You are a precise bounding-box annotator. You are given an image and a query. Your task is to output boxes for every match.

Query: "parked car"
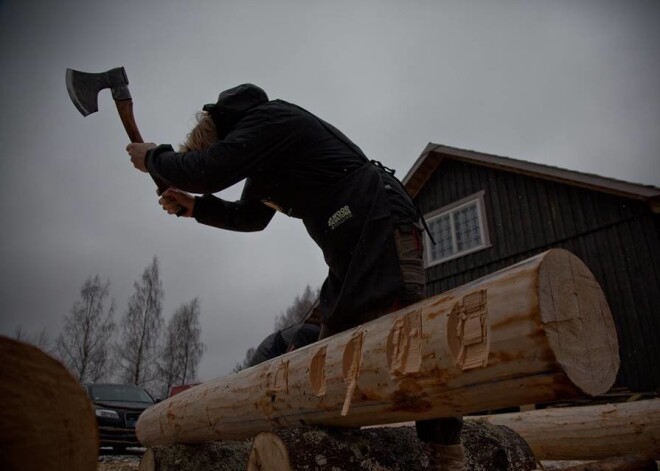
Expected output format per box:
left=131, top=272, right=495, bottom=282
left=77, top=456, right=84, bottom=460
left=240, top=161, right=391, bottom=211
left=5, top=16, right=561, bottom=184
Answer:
left=84, top=383, right=155, bottom=450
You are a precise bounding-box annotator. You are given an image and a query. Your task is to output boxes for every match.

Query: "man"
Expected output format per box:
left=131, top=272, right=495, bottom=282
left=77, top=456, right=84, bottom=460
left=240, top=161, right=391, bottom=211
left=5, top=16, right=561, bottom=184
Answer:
left=127, top=84, right=465, bottom=469
left=247, top=323, right=321, bottom=368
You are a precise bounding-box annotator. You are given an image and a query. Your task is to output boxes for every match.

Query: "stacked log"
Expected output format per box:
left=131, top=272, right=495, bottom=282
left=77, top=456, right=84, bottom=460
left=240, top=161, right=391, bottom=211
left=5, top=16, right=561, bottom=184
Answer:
left=137, top=249, right=620, bottom=446
left=0, top=336, right=98, bottom=471
left=554, top=455, right=658, bottom=471
left=480, top=399, right=660, bottom=460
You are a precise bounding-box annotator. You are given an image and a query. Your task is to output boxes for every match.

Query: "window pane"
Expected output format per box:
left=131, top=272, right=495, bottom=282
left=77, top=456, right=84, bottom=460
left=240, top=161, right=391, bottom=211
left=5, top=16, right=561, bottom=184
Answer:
left=430, top=214, right=454, bottom=261
left=454, top=203, right=482, bottom=252
left=425, top=193, right=488, bottom=265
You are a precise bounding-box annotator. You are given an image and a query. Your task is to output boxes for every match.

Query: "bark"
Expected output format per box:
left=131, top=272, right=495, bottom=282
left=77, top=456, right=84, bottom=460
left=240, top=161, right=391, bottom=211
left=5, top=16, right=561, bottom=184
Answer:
left=138, top=249, right=619, bottom=447
left=479, top=399, right=660, bottom=460
left=0, top=336, right=98, bottom=471
left=139, top=421, right=537, bottom=471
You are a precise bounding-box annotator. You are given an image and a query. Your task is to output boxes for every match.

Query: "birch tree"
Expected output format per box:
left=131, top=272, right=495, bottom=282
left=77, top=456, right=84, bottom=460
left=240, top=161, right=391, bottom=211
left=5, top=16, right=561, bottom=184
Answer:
left=157, top=298, right=205, bottom=396
left=55, top=275, right=115, bottom=382
left=116, top=257, right=163, bottom=388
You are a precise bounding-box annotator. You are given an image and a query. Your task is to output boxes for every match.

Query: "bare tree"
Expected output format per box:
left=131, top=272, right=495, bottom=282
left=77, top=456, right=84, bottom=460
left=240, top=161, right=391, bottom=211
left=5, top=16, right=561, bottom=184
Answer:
left=233, top=285, right=320, bottom=373
left=157, top=298, right=205, bottom=396
left=54, top=275, right=115, bottom=382
left=14, top=325, right=53, bottom=352
left=232, top=347, right=256, bottom=373
left=273, top=285, right=319, bottom=331
left=116, top=257, right=163, bottom=388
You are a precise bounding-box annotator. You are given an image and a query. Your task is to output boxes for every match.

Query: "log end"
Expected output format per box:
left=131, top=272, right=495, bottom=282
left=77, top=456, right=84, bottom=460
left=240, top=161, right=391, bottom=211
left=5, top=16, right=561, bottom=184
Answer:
left=0, top=336, right=99, bottom=471
left=538, top=250, right=620, bottom=396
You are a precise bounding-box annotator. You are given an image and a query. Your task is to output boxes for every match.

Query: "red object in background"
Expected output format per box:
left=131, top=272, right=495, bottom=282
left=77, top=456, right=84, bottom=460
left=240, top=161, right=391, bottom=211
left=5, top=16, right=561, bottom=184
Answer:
left=168, top=384, right=200, bottom=397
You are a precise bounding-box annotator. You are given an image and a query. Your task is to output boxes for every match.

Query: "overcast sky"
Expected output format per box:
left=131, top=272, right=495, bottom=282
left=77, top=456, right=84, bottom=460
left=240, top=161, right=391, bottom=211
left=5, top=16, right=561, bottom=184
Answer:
left=1, top=0, right=658, bottom=381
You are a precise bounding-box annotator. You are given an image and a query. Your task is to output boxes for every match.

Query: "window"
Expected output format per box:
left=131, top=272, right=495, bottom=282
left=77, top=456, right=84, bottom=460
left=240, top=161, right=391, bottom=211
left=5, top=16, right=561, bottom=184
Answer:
left=424, top=191, right=490, bottom=266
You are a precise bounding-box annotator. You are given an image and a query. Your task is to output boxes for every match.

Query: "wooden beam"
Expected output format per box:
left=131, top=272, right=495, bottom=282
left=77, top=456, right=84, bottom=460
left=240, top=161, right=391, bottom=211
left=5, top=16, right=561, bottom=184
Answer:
left=0, top=336, right=98, bottom=471
left=137, top=249, right=620, bottom=446
left=479, top=399, right=660, bottom=460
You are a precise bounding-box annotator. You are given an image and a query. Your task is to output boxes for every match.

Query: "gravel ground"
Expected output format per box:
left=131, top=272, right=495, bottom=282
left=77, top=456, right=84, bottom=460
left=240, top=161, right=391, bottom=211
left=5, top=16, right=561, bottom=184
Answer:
left=97, top=448, right=143, bottom=471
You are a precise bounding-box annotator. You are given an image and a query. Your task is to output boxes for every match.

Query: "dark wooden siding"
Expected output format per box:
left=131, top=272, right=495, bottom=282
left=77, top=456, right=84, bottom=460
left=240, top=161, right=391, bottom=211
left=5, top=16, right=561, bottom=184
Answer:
left=415, top=159, right=660, bottom=391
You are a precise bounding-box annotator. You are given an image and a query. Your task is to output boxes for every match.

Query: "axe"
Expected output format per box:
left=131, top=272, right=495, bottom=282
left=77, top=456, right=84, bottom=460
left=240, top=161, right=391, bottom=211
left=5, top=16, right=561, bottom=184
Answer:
left=65, top=66, right=170, bottom=195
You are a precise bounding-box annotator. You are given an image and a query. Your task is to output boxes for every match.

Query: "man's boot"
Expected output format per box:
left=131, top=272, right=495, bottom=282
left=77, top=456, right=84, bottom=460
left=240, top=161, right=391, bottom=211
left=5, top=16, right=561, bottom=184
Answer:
left=428, top=443, right=467, bottom=471
left=416, top=417, right=466, bottom=471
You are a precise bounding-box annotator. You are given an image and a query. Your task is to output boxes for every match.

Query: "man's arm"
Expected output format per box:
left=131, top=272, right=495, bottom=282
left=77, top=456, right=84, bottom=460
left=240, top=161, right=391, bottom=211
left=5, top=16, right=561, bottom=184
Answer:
left=193, top=193, right=275, bottom=232
left=144, top=109, right=283, bottom=194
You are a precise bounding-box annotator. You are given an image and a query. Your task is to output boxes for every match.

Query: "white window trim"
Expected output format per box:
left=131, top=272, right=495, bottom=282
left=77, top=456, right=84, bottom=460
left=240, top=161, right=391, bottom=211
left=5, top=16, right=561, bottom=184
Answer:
left=423, top=191, right=491, bottom=267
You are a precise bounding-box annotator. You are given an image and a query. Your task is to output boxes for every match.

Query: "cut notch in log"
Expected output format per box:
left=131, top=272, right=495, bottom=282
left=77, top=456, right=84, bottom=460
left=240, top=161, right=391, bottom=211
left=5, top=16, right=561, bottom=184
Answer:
left=137, top=249, right=619, bottom=446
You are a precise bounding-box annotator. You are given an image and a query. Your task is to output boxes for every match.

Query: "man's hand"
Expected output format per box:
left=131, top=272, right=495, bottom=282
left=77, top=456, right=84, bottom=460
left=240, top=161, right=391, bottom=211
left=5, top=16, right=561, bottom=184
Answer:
left=159, top=188, right=195, bottom=218
left=126, top=142, right=157, bottom=172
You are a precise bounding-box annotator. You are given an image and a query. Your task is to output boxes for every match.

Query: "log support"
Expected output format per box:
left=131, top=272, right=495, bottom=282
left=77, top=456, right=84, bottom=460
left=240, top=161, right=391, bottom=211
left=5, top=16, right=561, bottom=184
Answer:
left=479, top=399, right=660, bottom=460
left=139, top=421, right=538, bottom=471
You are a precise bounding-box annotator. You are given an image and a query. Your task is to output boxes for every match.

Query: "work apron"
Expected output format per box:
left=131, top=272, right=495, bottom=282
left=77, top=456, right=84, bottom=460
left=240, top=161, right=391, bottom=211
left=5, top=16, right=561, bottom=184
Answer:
left=301, top=163, right=404, bottom=333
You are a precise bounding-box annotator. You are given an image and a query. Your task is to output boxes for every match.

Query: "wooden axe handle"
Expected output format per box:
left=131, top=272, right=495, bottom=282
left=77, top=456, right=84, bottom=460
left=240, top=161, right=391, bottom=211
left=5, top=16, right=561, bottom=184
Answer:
left=115, top=99, right=170, bottom=195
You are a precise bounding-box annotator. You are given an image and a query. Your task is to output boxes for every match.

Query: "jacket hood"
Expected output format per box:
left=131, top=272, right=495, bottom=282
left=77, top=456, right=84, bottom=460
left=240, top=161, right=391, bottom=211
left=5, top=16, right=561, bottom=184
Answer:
left=203, top=84, right=269, bottom=138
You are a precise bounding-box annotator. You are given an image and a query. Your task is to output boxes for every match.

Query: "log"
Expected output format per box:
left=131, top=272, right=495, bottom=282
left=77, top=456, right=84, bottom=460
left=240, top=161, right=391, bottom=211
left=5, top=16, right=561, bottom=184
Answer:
left=137, top=249, right=620, bottom=446
left=0, top=336, right=98, bottom=471
left=556, top=455, right=658, bottom=471
left=479, top=399, right=660, bottom=460
left=139, top=421, right=538, bottom=471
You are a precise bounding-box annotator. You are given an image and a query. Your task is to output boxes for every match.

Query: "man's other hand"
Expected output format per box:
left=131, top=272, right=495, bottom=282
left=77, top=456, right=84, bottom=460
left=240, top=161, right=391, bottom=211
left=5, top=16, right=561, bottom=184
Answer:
left=126, top=142, right=157, bottom=172
left=159, top=188, right=195, bottom=218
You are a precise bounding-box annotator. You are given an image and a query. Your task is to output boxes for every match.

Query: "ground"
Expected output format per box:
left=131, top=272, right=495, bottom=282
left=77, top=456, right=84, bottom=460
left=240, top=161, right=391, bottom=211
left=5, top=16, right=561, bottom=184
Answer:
left=97, top=448, right=142, bottom=471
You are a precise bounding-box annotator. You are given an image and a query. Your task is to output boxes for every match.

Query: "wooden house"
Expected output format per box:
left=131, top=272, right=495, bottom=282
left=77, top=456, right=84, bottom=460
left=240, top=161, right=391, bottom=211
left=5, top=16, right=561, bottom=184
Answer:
left=403, top=143, right=660, bottom=392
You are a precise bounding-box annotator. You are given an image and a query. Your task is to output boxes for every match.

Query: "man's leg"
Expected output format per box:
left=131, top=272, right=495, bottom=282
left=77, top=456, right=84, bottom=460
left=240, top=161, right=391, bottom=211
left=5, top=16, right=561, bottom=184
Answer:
left=416, top=418, right=466, bottom=470
left=395, top=224, right=466, bottom=471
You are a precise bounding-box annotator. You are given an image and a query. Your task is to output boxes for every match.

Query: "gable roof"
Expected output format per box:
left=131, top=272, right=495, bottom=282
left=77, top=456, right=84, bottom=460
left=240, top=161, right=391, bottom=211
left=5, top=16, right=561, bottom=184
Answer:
left=403, top=143, right=660, bottom=208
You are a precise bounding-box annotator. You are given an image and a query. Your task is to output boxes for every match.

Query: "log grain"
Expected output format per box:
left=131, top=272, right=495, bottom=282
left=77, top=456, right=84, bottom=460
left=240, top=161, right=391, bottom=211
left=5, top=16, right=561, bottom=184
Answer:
left=0, top=336, right=98, bottom=471
left=139, top=421, right=538, bottom=471
left=137, top=249, right=619, bottom=446
left=480, top=399, right=660, bottom=460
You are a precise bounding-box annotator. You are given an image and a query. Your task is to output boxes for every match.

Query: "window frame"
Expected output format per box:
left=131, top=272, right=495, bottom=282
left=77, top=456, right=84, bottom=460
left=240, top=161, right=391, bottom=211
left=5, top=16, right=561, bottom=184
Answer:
left=423, top=190, right=491, bottom=267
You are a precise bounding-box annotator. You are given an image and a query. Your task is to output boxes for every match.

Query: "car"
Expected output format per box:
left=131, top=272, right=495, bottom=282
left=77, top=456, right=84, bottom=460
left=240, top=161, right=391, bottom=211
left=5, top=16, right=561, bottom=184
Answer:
left=84, top=383, right=156, bottom=450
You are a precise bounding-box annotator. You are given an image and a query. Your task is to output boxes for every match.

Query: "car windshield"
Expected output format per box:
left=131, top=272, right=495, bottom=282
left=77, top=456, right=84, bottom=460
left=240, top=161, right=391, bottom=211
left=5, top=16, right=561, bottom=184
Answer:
left=90, top=385, right=154, bottom=404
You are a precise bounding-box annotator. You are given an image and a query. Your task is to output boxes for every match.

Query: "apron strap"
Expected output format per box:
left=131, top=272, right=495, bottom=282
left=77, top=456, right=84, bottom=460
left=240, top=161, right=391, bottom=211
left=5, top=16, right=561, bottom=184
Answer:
left=370, top=160, right=436, bottom=245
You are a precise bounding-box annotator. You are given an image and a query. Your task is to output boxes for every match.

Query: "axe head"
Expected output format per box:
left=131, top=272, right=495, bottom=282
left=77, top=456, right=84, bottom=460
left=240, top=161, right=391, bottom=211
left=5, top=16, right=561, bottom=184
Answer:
left=66, top=67, right=132, bottom=116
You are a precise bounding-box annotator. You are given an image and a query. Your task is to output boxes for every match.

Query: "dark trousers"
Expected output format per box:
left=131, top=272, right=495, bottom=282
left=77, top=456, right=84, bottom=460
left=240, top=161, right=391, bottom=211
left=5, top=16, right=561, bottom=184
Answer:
left=319, top=224, right=464, bottom=445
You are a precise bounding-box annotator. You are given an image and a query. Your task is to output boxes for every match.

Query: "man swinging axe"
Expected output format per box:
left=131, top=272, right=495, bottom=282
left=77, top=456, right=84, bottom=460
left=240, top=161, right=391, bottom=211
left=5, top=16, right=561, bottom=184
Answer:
left=124, top=83, right=466, bottom=469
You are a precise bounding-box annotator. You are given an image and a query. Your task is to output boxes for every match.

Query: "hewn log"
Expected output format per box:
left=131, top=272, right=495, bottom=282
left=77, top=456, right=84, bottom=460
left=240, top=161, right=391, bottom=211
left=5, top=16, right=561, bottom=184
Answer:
left=556, top=455, right=658, bottom=471
left=479, top=399, right=660, bottom=460
left=0, top=336, right=98, bottom=471
left=139, top=421, right=538, bottom=471
left=137, top=249, right=619, bottom=446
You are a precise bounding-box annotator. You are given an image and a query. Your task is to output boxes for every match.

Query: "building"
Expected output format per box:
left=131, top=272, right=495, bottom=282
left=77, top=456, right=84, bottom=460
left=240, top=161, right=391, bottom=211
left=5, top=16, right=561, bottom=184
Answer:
left=403, top=143, right=660, bottom=392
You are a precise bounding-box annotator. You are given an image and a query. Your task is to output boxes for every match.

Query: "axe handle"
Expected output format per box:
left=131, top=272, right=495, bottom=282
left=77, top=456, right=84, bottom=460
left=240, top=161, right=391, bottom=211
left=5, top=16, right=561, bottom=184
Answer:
left=115, top=99, right=169, bottom=195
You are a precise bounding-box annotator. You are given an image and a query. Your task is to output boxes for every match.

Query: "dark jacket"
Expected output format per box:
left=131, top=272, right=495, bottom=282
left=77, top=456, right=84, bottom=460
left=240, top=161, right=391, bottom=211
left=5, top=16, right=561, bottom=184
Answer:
left=146, top=85, right=419, bottom=330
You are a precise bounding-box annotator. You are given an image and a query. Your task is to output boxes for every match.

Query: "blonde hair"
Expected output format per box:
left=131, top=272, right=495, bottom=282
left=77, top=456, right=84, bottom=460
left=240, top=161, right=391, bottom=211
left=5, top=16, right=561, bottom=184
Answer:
left=179, top=112, right=217, bottom=152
